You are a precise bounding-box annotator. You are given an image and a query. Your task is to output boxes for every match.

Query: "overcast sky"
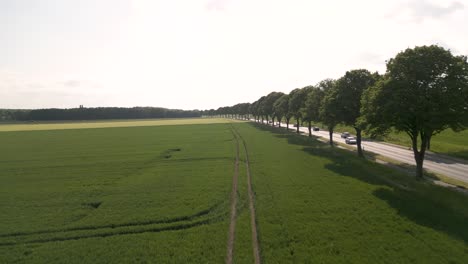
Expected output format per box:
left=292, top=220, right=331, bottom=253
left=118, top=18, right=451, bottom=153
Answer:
left=1, top=0, right=467, bottom=110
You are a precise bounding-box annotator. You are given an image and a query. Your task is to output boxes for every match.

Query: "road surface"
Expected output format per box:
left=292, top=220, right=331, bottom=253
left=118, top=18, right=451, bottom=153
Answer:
left=254, top=120, right=468, bottom=184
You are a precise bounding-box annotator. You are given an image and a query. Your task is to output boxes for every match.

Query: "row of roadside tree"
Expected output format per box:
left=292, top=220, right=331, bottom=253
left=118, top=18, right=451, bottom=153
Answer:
left=204, top=45, right=468, bottom=178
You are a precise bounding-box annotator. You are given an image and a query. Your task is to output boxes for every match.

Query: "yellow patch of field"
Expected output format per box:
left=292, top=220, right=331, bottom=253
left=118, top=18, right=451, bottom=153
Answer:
left=0, top=118, right=243, bottom=132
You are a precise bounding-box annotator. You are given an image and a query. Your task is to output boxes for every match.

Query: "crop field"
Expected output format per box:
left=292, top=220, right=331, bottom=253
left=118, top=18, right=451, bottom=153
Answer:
left=0, top=117, right=241, bottom=132
left=1, top=121, right=468, bottom=263
left=0, top=123, right=241, bottom=262
left=238, top=123, right=468, bottom=263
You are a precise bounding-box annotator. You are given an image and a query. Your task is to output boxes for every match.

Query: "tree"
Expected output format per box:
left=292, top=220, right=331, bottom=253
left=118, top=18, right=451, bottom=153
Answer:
left=289, top=88, right=307, bottom=133
left=273, top=94, right=289, bottom=128
left=262, top=92, right=284, bottom=126
left=235, top=103, right=251, bottom=120
left=361, top=45, right=468, bottom=178
left=319, top=80, right=339, bottom=145
left=258, top=96, right=267, bottom=123
left=250, top=100, right=261, bottom=121
left=302, top=86, right=322, bottom=137
left=252, top=96, right=267, bottom=123
left=334, top=69, right=379, bottom=157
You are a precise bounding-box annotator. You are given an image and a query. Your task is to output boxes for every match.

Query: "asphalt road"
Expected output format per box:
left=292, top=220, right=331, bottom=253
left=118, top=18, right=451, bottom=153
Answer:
left=255, top=120, right=468, bottom=184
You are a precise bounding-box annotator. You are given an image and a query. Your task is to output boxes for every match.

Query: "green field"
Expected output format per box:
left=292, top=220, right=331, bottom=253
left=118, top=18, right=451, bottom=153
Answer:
left=0, top=123, right=237, bottom=262
left=1, top=121, right=468, bottom=263
left=0, top=117, right=241, bottom=132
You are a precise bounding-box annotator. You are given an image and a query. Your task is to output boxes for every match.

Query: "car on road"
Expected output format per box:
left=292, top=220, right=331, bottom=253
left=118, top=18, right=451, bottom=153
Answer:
left=345, top=137, right=357, bottom=144
left=341, top=132, right=350, bottom=138
left=313, top=127, right=319, bottom=131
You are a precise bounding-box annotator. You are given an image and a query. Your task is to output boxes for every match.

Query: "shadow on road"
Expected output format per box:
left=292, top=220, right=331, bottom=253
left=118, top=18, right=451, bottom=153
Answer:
left=247, top=121, right=468, bottom=244
left=424, top=151, right=468, bottom=165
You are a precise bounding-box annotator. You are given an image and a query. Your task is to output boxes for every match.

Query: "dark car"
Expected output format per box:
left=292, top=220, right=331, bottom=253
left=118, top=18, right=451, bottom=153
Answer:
left=341, top=132, right=350, bottom=138
left=313, top=127, right=319, bottom=131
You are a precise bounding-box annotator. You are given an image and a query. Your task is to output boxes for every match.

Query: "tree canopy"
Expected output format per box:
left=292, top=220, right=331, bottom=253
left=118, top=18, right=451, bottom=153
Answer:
left=361, top=45, right=468, bottom=177
left=333, top=69, right=379, bottom=156
left=289, top=88, right=308, bottom=133
left=273, top=94, right=290, bottom=127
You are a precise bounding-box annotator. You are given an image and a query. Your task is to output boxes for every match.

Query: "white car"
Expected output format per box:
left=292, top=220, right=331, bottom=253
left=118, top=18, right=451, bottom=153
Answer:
left=345, top=136, right=357, bottom=144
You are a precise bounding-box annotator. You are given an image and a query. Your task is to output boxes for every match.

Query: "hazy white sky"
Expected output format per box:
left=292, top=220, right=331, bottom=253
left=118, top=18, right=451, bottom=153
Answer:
left=1, top=0, right=467, bottom=110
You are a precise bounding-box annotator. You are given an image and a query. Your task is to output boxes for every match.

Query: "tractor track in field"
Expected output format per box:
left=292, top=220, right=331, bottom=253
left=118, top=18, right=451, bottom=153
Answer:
left=226, top=129, right=240, bottom=264
left=230, top=125, right=262, bottom=264
left=0, top=216, right=225, bottom=247
left=0, top=204, right=222, bottom=239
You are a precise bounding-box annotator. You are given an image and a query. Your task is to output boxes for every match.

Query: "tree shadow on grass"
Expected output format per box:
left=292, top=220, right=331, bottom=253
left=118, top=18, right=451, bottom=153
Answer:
left=423, top=151, right=468, bottom=165
left=246, top=122, right=468, bottom=244
left=373, top=188, right=468, bottom=243
left=441, top=150, right=468, bottom=163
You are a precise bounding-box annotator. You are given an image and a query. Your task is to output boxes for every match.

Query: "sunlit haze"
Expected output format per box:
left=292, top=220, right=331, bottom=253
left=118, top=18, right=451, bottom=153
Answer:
left=1, top=0, right=467, bottom=110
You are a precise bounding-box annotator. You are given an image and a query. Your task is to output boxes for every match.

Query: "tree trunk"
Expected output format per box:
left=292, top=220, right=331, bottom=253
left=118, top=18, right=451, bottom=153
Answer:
left=427, top=134, right=432, bottom=150
left=271, top=116, right=275, bottom=126
left=329, top=128, right=334, bottom=146
left=415, top=153, right=424, bottom=179
left=355, top=127, right=364, bottom=157
left=286, top=118, right=290, bottom=130
left=308, top=121, right=312, bottom=137
left=278, top=118, right=281, bottom=127
left=296, top=119, right=300, bottom=133
left=411, top=132, right=428, bottom=179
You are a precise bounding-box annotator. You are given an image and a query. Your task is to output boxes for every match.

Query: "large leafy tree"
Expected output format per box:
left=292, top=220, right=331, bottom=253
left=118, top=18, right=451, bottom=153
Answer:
left=361, top=45, right=468, bottom=178
left=334, top=69, right=379, bottom=157
left=319, top=80, right=339, bottom=145
left=262, top=92, right=284, bottom=126
left=250, top=100, right=261, bottom=121
left=289, top=88, right=308, bottom=133
left=273, top=94, right=289, bottom=128
left=302, top=86, right=322, bottom=136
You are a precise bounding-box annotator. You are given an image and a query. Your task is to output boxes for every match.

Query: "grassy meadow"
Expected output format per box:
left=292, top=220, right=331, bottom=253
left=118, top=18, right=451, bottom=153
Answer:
left=1, top=120, right=468, bottom=263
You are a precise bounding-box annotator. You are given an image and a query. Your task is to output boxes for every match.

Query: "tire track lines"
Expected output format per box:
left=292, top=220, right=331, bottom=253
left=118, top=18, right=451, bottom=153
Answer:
left=0, top=204, right=221, bottom=239
left=226, top=129, right=240, bottom=264
left=0, top=216, right=224, bottom=247
left=232, top=126, right=262, bottom=264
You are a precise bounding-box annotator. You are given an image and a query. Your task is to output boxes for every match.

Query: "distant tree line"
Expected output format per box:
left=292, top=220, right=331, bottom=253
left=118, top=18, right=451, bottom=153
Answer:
left=0, top=107, right=201, bottom=121
left=207, top=45, right=468, bottom=178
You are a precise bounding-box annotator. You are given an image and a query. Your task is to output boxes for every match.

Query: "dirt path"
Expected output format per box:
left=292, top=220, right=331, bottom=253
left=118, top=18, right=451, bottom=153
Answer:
left=226, top=130, right=240, bottom=264
left=241, top=136, right=262, bottom=264
left=231, top=126, right=262, bottom=264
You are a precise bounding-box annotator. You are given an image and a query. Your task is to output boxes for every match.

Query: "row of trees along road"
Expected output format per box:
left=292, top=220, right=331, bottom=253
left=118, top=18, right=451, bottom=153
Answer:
left=206, top=45, right=468, bottom=178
